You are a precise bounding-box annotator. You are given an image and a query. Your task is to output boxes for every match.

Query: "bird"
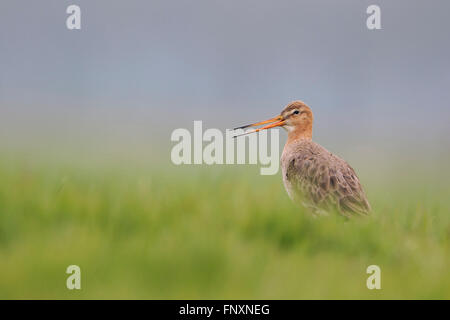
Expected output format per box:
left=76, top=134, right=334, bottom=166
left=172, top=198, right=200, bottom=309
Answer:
left=233, top=100, right=371, bottom=218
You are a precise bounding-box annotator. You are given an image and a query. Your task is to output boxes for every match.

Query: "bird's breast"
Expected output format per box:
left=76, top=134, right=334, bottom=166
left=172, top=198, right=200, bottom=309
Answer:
left=280, top=143, right=303, bottom=202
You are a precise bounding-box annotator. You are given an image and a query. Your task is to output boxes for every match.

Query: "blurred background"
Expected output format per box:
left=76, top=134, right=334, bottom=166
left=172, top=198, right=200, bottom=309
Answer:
left=1, top=0, right=450, bottom=160
left=0, top=0, right=449, bottom=299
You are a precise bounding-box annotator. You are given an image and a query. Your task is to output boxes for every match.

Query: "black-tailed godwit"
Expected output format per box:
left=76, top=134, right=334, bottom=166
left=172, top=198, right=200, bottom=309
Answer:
left=234, top=100, right=371, bottom=217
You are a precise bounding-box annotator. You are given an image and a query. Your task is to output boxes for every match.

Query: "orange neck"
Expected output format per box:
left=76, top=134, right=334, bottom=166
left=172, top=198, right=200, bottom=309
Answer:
left=286, top=125, right=313, bottom=144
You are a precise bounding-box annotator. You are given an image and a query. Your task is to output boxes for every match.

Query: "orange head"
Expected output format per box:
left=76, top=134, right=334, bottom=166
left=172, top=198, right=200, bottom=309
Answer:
left=233, top=100, right=313, bottom=140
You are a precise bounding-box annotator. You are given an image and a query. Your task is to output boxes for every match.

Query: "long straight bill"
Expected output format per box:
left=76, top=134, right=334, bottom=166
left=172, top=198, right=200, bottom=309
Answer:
left=233, top=119, right=285, bottom=138
left=233, top=116, right=283, bottom=130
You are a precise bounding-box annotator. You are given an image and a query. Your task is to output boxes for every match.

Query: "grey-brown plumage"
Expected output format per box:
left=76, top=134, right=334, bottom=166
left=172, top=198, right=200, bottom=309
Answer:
left=234, top=100, right=371, bottom=218
left=281, top=139, right=371, bottom=217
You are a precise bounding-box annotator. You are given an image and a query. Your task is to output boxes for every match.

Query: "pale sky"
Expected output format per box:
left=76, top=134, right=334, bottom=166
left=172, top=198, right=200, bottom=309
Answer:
left=1, top=0, right=449, bottom=155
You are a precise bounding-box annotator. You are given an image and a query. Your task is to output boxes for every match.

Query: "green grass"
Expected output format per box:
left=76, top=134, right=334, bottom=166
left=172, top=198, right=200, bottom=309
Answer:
left=0, top=154, right=449, bottom=299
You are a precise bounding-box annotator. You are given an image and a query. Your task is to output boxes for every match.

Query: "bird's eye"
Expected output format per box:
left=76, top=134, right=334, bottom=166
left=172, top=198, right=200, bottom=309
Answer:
left=293, top=110, right=300, bottom=115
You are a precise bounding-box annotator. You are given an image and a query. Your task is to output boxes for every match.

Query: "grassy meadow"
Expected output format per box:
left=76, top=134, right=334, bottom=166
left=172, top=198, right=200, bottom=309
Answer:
left=0, top=150, right=449, bottom=299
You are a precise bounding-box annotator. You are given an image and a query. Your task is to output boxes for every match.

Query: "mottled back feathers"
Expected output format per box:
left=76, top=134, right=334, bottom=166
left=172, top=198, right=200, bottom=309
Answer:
left=281, top=139, right=371, bottom=217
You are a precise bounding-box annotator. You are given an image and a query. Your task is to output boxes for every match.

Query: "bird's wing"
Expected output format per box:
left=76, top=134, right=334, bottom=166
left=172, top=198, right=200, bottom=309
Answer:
left=331, top=163, right=371, bottom=216
left=287, top=149, right=371, bottom=217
